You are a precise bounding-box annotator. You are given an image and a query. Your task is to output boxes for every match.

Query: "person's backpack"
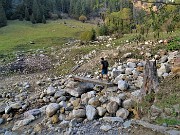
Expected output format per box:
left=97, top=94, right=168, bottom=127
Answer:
left=103, top=60, right=109, bottom=68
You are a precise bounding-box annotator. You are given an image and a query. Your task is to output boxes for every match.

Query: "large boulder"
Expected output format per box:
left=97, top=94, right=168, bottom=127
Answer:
left=86, top=105, right=97, bottom=120
left=116, top=108, right=129, bottom=119
left=118, top=80, right=129, bottom=90
left=46, top=103, right=60, bottom=117
left=65, top=82, right=94, bottom=97
left=106, top=101, right=119, bottom=114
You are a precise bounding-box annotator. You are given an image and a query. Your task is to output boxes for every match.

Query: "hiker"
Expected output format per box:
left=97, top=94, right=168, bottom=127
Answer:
left=100, top=57, right=109, bottom=80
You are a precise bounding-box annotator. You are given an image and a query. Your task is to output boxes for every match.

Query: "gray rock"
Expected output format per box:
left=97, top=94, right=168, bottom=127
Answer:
left=97, top=107, right=106, bottom=116
left=106, top=101, right=119, bottom=114
left=5, top=106, right=12, bottom=114
left=118, top=93, right=126, bottom=100
left=59, top=101, right=67, bottom=108
left=111, top=69, right=122, bottom=78
left=10, top=102, right=22, bottom=109
left=127, top=62, right=136, bottom=68
left=4, top=131, right=18, bottom=135
left=114, top=74, right=127, bottom=84
left=118, top=80, right=128, bottom=90
left=166, top=130, right=180, bottom=135
left=46, top=86, right=56, bottom=95
left=88, top=97, right=100, bottom=107
left=160, top=56, right=168, bottom=63
left=100, top=125, right=112, bottom=132
left=72, top=109, right=86, bottom=118
left=60, top=120, right=69, bottom=128
left=123, top=99, right=134, bottom=109
left=12, top=115, right=35, bottom=131
left=24, top=109, right=41, bottom=117
left=109, top=96, right=121, bottom=105
left=157, top=63, right=171, bottom=77
left=50, top=97, right=56, bottom=102
left=54, top=90, right=66, bottom=98
left=131, top=90, right=142, bottom=102
left=102, top=117, right=124, bottom=123
left=65, top=82, right=94, bottom=97
left=0, top=118, right=4, bottom=125
left=123, top=120, right=132, bottom=128
left=46, top=103, right=60, bottom=117
left=135, top=76, right=143, bottom=88
left=125, top=68, right=133, bottom=75
left=86, top=105, right=97, bottom=120
left=116, top=108, right=129, bottom=119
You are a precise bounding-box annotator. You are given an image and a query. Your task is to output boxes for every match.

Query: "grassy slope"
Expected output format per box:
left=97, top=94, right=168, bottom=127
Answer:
left=0, top=19, right=95, bottom=54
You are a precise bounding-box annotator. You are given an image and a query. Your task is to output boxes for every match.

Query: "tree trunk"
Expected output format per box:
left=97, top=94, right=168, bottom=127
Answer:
left=142, top=60, right=159, bottom=95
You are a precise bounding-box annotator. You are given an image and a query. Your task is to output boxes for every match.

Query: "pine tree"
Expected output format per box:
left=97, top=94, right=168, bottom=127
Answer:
left=25, top=7, right=30, bottom=21
left=42, top=15, right=46, bottom=24
left=0, top=2, right=7, bottom=27
left=31, top=14, right=36, bottom=24
left=32, top=0, right=42, bottom=23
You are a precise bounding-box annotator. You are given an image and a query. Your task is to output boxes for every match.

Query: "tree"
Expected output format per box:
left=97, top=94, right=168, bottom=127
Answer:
left=25, top=7, right=30, bottom=21
left=79, top=15, right=87, bottom=23
left=32, top=0, right=43, bottom=23
left=0, top=2, right=7, bottom=27
left=42, top=15, right=46, bottom=24
left=31, top=14, right=36, bottom=24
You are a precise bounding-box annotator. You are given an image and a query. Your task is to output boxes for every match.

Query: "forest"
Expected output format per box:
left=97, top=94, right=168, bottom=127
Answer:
left=0, top=0, right=180, bottom=38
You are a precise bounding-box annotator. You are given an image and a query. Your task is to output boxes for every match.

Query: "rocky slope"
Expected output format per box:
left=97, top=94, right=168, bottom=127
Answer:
left=0, top=37, right=180, bottom=135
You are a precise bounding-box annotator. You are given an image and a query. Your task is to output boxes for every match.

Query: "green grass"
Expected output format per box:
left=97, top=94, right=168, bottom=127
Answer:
left=155, top=118, right=180, bottom=126
left=0, top=19, right=95, bottom=54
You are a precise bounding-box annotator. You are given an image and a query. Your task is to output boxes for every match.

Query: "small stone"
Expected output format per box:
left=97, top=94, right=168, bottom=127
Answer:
left=97, top=107, right=106, bottom=116
left=72, top=109, right=86, bottom=118
left=123, top=120, right=132, bottom=128
left=51, top=114, right=59, bottom=124
left=0, top=118, right=4, bottom=125
left=46, top=103, right=60, bottom=117
left=116, top=108, right=129, bottom=120
left=106, top=101, right=119, bottom=114
left=46, top=86, right=56, bottom=96
left=100, top=125, right=112, bottom=132
left=123, top=99, right=134, bottom=109
left=86, top=105, right=97, bottom=120
left=88, top=97, right=100, bottom=107
left=118, top=80, right=129, bottom=91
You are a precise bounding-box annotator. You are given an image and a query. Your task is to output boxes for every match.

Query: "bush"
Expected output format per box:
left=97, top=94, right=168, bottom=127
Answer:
left=98, top=25, right=109, bottom=36
left=167, top=37, right=180, bottom=51
left=80, top=29, right=96, bottom=41
left=79, top=15, right=87, bottom=23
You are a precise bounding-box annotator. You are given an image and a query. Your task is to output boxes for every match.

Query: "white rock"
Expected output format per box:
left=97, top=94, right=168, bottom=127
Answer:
left=157, top=63, right=171, bottom=77
left=46, top=103, right=60, bottom=117
left=125, top=68, right=133, bottom=75
left=118, top=80, right=129, bottom=90
left=86, top=105, right=97, bottom=120
left=72, top=109, right=86, bottom=118
left=135, top=76, right=143, bottom=88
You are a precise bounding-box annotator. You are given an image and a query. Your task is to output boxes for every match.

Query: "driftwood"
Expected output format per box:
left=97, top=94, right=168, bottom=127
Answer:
left=142, top=60, right=159, bottom=94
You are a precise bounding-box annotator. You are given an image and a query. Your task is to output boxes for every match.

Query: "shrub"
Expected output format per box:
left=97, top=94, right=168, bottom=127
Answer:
left=167, top=37, right=180, bottom=51
left=98, top=25, right=109, bottom=36
left=80, top=29, right=96, bottom=41
left=79, top=15, right=87, bottom=23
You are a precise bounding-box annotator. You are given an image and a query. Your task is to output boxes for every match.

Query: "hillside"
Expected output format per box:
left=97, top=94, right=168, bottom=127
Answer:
left=0, top=18, right=180, bottom=134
